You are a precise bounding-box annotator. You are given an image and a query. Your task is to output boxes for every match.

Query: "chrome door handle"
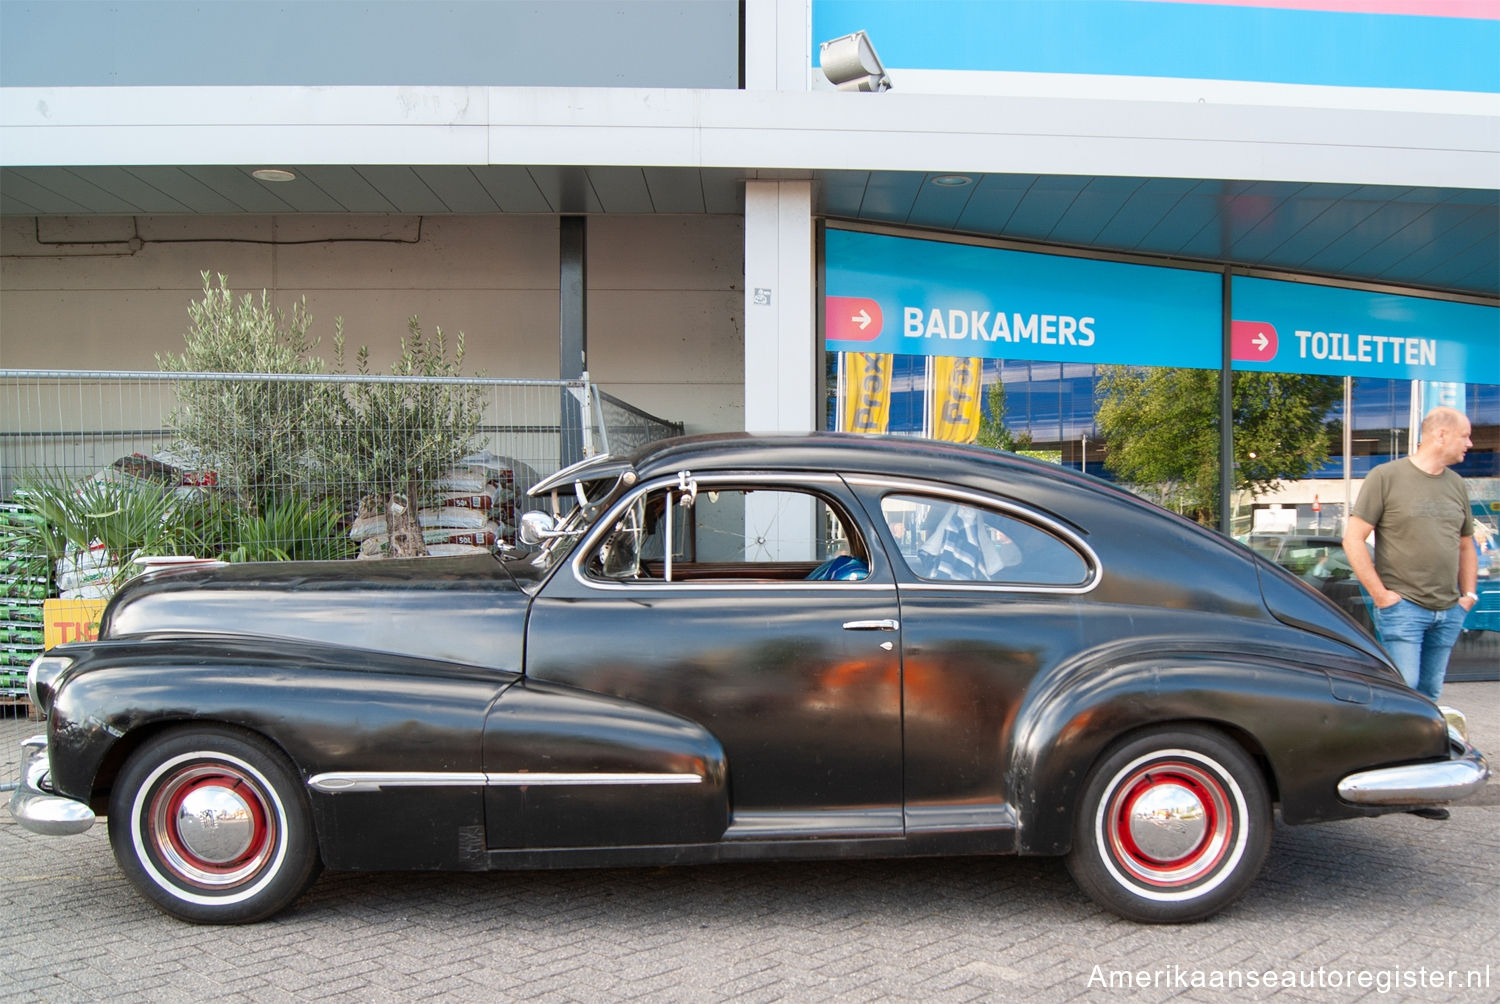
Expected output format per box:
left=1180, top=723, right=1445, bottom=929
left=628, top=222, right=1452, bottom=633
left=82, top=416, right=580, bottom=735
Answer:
left=842, top=619, right=899, bottom=631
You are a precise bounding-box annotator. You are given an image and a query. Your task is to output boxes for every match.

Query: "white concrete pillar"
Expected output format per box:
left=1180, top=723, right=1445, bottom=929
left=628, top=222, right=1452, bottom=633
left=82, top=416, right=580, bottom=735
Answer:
left=743, top=179, right=816, bottom=434
left=743, top=0, right=810, bottom=91
left=744, top=6, right=817, bottom=555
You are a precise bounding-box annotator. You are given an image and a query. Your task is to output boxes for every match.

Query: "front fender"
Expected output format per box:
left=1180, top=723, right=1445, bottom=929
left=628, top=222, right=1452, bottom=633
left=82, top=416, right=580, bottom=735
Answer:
left=483, top=679, right=729, bottom=849
left=1008, top=644, right=1447, bottom=855
left=44, top=636, right=517, bottom=869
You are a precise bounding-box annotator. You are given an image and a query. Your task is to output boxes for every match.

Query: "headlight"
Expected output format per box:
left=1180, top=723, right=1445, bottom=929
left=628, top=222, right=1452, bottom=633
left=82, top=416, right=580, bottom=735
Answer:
left=1439, top=705, right=1469, bottom=744
left=26, top=655, right=73, bottom=719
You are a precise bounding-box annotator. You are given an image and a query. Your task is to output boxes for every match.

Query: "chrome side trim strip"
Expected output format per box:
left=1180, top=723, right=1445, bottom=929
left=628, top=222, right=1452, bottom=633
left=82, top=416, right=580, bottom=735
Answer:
left=578, top=579, right=898, bottom=594
left=309, top=772, right=487, bottom=793
left=488, top=772, right=703, bottom=786
left=897, top=581, right=1095, bottom=596
left=308, top=770, right=703, bottom=794
left=724, top=807, right=904, bottom=839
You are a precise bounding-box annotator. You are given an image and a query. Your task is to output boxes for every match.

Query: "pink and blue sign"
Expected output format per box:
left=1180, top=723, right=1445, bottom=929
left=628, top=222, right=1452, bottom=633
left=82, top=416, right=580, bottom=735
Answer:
left=812, top=1, right=1499, bottom=93
left=1230, top=276, right=1498, bottom=383
left=825, top=229, right=1223, bottom=368
left=825, top=229, right=1499, bottom=384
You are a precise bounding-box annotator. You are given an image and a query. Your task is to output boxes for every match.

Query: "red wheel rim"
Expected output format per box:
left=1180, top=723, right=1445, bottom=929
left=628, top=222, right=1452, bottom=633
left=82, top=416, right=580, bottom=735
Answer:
left=146, top=762, right=279, bottom=889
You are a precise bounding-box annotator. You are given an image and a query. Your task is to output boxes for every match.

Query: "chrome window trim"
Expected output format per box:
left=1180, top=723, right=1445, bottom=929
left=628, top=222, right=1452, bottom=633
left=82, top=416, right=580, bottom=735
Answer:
left=568, top=472, right=893, bottom=594
left=843, top=474, right=1102, bottom=595
left=528, top=452, right=619, bottom=496
left=308, top=771, right=703, bottom=794
left=896, top=580, right=1095, bottom=595
left=576, top=578, right=898, bottom=594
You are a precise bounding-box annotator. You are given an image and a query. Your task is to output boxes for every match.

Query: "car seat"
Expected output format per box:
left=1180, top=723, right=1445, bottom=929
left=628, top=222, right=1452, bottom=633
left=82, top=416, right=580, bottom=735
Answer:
left=805, top=555, right=869, bottom=581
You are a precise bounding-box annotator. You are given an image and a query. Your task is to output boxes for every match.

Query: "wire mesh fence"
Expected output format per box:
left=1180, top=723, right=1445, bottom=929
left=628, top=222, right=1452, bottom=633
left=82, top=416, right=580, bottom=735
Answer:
left=0, top=368, right=682, bottom=779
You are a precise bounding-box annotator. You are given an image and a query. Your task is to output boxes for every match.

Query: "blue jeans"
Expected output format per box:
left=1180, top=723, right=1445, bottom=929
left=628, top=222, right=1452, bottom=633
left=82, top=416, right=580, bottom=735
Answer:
left=1373, top=598, right=1467, bottom=701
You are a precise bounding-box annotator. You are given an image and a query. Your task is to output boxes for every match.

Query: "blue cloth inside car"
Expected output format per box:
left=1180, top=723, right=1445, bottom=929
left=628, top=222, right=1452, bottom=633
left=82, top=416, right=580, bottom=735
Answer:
left=805, top=555, right=869, bottom=581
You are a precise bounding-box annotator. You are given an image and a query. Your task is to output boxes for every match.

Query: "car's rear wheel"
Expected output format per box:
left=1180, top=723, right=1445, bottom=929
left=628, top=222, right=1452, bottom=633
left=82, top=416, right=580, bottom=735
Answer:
left=107, top=726, right=321, bottom=924
left=1065, top=726, right=1271, bottom=923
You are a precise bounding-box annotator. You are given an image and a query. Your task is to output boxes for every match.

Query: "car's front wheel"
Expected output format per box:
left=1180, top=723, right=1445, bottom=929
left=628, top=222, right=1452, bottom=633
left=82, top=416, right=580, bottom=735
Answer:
left=1065, top=726, right=1271, bottom=923
left=107, top=726, right=322, bottom=924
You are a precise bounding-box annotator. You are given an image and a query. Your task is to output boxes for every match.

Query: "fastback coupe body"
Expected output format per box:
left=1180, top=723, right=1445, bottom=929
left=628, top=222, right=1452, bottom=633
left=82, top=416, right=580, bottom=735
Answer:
left=12, top=434, right=1489, bottom=924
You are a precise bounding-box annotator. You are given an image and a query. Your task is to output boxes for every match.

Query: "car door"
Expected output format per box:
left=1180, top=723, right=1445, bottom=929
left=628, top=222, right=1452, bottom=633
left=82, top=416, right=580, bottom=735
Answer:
left=505, top=471, right=904, bottom=848
left=847, top=479, right=1099, bottom=854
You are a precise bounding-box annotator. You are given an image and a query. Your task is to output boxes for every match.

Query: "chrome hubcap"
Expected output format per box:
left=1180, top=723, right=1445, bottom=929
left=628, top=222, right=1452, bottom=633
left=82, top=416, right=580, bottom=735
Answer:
left=1100, top=752, right=1240, bottom=891
left=1124, top=781, right=1208, bottom=862
left=174, top=783, right=257, bottom=864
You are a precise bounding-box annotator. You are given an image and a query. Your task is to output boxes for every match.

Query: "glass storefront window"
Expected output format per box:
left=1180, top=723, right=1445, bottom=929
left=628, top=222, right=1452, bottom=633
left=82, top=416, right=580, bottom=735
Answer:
left=1227, top=277, right=1499, bottom=684
left=824, top=228, right=1498, bottom=683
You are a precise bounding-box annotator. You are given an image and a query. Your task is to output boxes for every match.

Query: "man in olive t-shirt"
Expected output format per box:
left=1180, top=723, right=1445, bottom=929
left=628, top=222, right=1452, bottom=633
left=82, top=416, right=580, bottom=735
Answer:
left=1343, top=406, right=1478, bottom=702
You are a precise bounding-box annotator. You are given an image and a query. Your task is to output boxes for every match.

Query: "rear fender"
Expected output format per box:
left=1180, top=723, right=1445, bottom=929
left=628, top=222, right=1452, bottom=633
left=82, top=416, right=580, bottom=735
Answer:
left=1008, top=646, right=1446, bottom=855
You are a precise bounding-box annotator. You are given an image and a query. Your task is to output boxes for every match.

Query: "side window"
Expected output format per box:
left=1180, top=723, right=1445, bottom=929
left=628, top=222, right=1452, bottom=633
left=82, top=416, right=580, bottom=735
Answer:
left=587, top=484, right=869, bottom=583
left=881, top=494, right=1087, bottom=586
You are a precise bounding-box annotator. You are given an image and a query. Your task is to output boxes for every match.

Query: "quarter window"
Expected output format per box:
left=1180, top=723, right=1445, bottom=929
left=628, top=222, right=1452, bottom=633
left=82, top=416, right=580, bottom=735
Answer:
left=881, top=494, right=1087, bottom=586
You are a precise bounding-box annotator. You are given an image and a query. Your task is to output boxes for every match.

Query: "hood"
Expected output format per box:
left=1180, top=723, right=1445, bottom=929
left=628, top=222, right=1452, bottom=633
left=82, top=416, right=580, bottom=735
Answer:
left=101, top=553, right=530, bottom=670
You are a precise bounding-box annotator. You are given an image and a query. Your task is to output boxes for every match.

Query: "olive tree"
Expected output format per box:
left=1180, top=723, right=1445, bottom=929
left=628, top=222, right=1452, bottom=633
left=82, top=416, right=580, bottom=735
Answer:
left=330, top=320, right=486, bottom=557
left=159, top=275, right=486, bottom=559
left=157, top=273, right=341, bottom=510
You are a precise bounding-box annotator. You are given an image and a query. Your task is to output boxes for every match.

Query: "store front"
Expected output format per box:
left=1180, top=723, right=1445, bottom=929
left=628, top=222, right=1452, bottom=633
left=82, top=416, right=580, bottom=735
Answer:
left=822, top=225, right=1498, bottom=678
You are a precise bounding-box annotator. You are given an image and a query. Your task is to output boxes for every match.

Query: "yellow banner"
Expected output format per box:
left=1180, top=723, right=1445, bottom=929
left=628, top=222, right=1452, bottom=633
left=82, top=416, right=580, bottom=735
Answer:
left=930, top=356, right=984, bottom=443
left=841, top=352, right=893, bottom=434
left=43, top=597, right=107, bottom=649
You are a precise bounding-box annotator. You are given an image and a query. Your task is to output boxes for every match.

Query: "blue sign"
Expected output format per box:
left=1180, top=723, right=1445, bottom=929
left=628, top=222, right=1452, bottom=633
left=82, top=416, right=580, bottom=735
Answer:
left=1231, top=277, right=1499, bottom=383
left=812, top=1, right=1499, bottom=94
left=824, top=229, right=1222, bottom=369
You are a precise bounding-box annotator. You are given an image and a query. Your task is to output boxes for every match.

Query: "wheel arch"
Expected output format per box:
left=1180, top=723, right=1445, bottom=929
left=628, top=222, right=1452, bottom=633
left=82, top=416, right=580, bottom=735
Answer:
left=1014, top=712, right=1278, bottom=857
left=84, top=717, right=302, bottom=818
left=1008, top=650, right=1332, bottom=856
left=46, top=646, right=510, bottom=822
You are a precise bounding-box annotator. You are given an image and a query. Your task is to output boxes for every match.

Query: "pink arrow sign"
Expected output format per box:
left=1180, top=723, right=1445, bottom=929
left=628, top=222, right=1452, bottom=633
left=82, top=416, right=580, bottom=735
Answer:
left=1231, top=320, right=1279, bottom=363
left=826, top=296, right=883, bottom=342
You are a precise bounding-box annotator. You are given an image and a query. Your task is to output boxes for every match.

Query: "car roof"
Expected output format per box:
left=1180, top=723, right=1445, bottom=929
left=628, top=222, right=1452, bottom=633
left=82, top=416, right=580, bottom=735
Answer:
left=623, top=432, right=1092, bottom=487
left=535, top=432, right=1237, bottom=547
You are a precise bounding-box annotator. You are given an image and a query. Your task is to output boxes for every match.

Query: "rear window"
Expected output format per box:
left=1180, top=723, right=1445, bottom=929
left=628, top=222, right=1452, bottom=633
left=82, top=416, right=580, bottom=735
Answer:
left=880, top=494, right=1088, bottom=586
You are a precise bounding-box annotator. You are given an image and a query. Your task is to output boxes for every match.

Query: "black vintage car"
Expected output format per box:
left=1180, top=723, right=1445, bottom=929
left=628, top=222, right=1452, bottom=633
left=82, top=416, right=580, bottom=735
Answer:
left=12, top=434, right=1489, bottom=925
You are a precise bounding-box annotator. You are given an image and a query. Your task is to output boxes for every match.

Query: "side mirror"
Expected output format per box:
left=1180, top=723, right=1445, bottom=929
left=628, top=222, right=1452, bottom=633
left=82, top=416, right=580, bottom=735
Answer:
left=518, top=511, right=558, bottom=546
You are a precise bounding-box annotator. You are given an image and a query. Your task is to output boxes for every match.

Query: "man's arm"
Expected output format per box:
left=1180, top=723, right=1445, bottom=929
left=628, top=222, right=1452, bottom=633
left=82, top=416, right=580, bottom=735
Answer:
left=1343, top=514, right=1402, bottom=609
left=1458, top=535, right=1478, bottom=611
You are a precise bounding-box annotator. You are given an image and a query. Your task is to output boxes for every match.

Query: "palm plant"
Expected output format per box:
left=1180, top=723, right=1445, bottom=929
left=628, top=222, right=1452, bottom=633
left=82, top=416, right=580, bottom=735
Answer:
left=12, top=469, right=196, bottom=593
left=206, top=496, right=357, bottom=563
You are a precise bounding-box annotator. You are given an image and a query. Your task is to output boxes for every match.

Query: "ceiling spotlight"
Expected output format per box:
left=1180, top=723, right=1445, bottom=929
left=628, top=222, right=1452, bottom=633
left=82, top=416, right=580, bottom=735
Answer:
left=251, top=168, right=297, bottom=183
left=819, top=30, right=891, bottom=92
left=931, top=175, right=973, bottom=188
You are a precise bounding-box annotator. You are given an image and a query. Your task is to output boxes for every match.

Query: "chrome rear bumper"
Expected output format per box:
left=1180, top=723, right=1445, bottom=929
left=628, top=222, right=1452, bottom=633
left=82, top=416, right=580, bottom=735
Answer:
left=1338, top=740, right=1490, bottom=807
left=9, top=734, right=95, bottom=836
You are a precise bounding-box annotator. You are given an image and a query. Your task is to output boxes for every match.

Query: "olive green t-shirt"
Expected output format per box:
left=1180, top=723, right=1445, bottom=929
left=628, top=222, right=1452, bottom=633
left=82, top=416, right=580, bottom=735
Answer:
left=1352, top=457, right=1474, bottom=611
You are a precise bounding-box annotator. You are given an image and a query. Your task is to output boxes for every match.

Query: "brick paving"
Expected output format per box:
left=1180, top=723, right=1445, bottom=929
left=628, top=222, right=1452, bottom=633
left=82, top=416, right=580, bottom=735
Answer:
left=1, top=681, right=1495, bottom=1003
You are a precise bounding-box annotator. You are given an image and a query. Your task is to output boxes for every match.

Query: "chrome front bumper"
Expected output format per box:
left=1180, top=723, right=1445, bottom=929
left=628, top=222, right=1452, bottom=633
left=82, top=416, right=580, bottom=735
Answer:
left=9, top=734, right=95, bottom=836
left=1338, top=740, right=1491, bottom=807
